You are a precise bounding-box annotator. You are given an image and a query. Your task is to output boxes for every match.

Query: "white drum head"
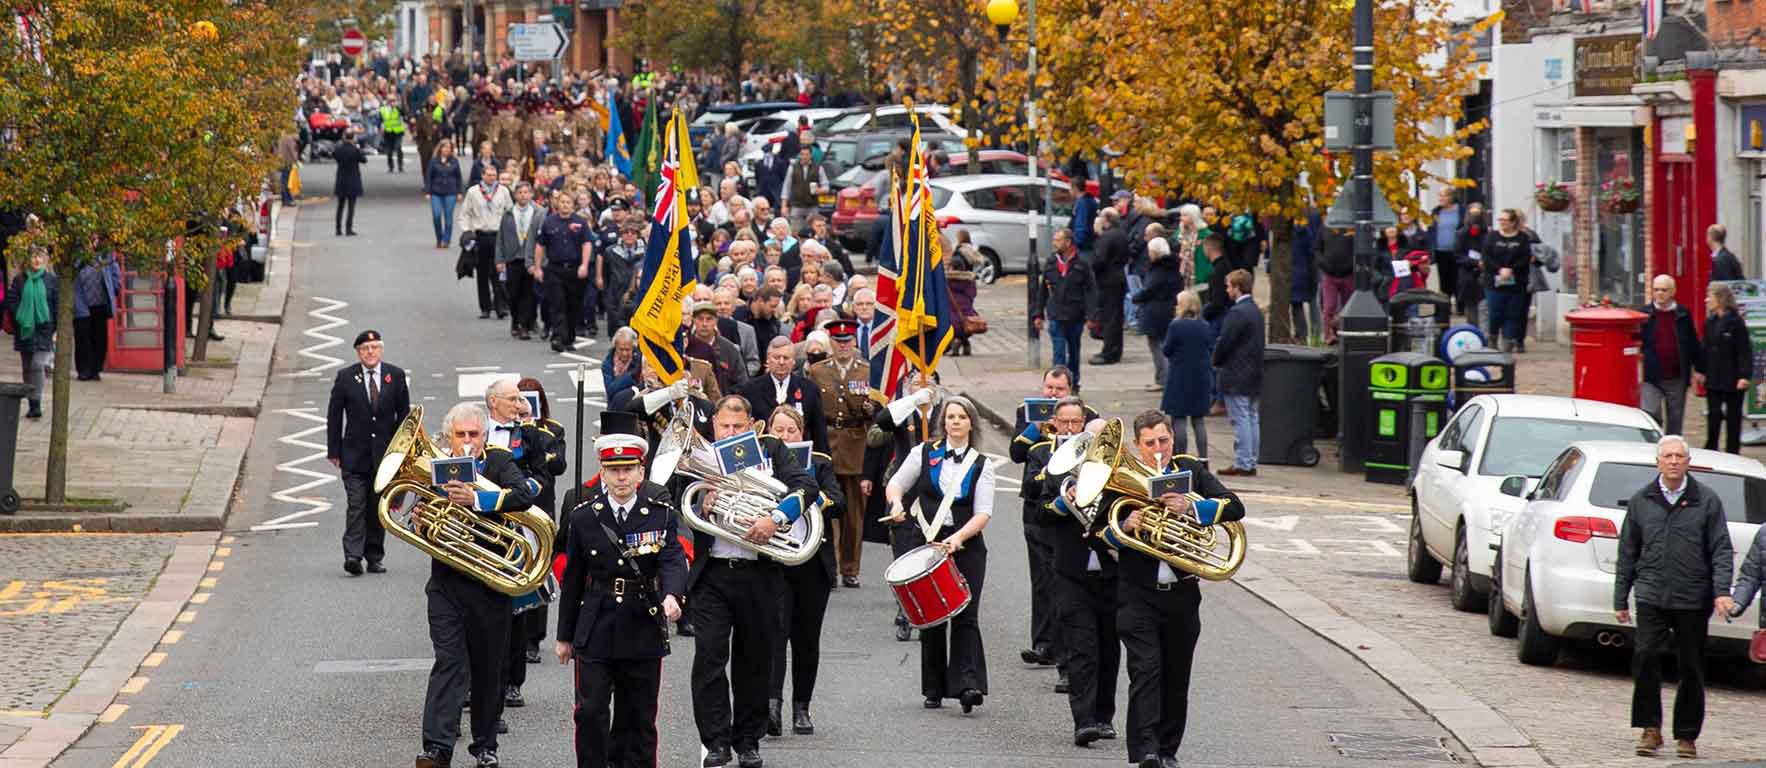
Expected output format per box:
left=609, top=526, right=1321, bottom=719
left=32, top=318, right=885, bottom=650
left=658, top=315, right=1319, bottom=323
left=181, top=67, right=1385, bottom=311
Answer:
left=884, top=544, right=945, bottom=584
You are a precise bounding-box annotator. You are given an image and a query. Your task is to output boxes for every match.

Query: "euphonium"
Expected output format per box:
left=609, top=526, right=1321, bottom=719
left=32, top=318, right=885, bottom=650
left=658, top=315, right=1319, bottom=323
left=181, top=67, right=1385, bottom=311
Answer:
left=648, top=401, right=823, bottom=566
left=374, top=405, right=558, bottom=596
left=1074, top=419, right=1247, bottom=581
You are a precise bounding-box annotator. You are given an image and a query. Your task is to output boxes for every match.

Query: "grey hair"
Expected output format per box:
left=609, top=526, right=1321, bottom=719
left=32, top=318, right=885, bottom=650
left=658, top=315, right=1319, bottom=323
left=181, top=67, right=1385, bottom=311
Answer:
left=444, top=402, right=489, bottom=434
left=800, top=239, right=829, bottom=259
left=1657, top=434, right=1690, bottom=457
left=769, top=216, right=791, bottom=233
left=612, top=326, right=639, bottom=346
left=767, top=335, right=794, bottom=352
left=484, top=377, right=517, bottom=402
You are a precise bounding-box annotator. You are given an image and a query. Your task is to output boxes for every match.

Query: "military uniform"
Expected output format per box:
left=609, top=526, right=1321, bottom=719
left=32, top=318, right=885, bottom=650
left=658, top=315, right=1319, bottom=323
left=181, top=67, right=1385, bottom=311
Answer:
left=807, top=354, right=875, bottom=583
left=1009, top=402, right=1099, bottom=672
left=491, top=95, right=527, bottom=171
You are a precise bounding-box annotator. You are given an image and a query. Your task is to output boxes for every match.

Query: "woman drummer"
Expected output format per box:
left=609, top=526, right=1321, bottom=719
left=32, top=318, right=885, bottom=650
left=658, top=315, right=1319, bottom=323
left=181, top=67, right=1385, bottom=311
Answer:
left=764, top=407, right=842, bottom=737
left=883, top=396, right=996, bottom=713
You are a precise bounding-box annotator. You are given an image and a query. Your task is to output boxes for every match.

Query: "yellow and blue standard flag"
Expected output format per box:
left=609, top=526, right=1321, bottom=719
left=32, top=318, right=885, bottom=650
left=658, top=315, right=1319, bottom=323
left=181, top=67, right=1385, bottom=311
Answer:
left=892, top=121, right=954, bottom=376
left=629, top=109, right=702, bottom=385
left=606, top=92, right=631, bottom=176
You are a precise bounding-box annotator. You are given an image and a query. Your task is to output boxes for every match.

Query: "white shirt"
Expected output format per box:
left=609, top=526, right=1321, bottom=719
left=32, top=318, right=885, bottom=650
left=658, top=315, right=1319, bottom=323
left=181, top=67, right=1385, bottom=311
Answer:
left=1660, top=475, right=1687, bottom=507
left=607, top=492, right=636, bottom=523
left=885, top=440, right=996, bottom=523
left=487, top=416, right=515, bottom=450
left=772, top=375, right=791, bottom=406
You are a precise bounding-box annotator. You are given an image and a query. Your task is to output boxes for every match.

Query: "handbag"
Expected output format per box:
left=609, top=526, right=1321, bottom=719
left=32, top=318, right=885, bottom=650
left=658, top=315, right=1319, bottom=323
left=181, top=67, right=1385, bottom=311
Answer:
left=1751, top=627, right=1766, bottom=664
left=962, top=315, right=989, bottom=335
left=1527, top=265, right=1551, bottom=293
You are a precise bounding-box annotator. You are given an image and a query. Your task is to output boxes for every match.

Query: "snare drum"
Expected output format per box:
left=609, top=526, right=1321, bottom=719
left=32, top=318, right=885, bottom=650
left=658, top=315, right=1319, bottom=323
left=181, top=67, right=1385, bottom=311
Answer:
left=884, top=544, right=972, bottom=629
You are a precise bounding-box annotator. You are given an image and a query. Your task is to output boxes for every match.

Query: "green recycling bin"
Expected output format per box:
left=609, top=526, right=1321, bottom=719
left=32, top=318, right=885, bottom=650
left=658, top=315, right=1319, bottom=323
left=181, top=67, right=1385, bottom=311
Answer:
left=1366, top=352, right=1449, bottom=486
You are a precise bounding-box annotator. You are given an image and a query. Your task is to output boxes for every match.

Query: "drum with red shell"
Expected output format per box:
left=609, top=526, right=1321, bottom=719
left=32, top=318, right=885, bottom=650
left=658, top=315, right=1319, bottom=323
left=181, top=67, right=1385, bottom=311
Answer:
left=885, top=543, right=971, bottom=629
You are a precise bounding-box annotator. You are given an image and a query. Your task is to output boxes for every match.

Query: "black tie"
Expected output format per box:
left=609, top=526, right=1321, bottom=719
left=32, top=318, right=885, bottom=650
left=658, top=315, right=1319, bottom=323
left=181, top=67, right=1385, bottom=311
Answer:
left=367, top=369, right=380, bottom=411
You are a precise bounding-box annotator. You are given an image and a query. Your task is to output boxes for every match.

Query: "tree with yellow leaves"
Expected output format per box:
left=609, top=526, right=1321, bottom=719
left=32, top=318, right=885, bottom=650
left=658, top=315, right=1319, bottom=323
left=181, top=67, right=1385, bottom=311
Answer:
left=871, top=0, right=1030, bottom=161
left=1038, top=0, right=1491, bottom=342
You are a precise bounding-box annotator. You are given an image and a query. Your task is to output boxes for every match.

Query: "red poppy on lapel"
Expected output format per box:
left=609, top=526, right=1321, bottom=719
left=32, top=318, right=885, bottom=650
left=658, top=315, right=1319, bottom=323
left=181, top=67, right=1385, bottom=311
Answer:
left=383, top=373, right=392, bottom=385
left=929, top=456, right=942, bottom=467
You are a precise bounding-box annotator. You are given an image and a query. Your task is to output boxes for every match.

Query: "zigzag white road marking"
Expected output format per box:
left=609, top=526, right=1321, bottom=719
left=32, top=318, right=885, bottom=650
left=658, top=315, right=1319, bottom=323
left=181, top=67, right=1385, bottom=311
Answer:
left=286, top=296, right=349, bottom=378
left=252, top=407, right=333, bottom=531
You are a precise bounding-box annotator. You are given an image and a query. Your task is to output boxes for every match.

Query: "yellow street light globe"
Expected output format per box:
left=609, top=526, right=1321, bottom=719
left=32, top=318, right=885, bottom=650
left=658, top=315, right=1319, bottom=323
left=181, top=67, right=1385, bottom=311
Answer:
left=191, top=20, right=218, bottom=41
left=985, top=0, right=1019, bottom=28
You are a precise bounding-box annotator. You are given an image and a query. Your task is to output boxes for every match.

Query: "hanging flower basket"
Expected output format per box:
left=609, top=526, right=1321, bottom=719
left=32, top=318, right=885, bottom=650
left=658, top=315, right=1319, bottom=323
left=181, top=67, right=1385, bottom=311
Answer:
left=1599, top=177, right=1641, bottom=215
left=1534, top=181, right=1573, bottom=212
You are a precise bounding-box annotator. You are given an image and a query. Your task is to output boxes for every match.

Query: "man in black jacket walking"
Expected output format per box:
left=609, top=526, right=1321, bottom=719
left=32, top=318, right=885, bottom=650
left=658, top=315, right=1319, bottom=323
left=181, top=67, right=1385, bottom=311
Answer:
left=1639, top=275, right=1700, bottom=436
left=1615, top=435, right=1735, bottom=760
left=325, top=330, right=411, bottom=575
left=1041, top=229, right=1096, bottom=389
left=1091, top=207, right=1131, bottom=364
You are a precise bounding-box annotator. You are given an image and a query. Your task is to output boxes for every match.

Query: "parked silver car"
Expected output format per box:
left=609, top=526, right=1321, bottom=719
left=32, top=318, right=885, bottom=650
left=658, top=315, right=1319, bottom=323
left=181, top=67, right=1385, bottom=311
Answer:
left=927, top=174, right=1073, bottom=284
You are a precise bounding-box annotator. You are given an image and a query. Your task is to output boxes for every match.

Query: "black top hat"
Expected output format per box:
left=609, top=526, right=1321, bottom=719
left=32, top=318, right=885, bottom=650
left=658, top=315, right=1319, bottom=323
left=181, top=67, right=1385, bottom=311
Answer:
left=599, top=409, right=643, bottom=437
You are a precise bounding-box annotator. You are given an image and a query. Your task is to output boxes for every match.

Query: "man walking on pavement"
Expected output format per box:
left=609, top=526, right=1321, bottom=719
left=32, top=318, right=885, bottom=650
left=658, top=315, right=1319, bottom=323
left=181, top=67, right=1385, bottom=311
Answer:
left=1212, top=269, right=1263, bottom=477
left=1709, top=225, right=1743, bottom=282
left=1041, top=229, right=1095, bottom=389
left=457, top=162, right=514, bottom=320
left=1639, top=274, right=1699, bottom=436
left=498, top=181, right=545, bottom=340
left=1092, top=204, right=1130, bottom=366
left=1615, top=435, right=1735, bottom=760
left=325, top=330, right=411, bottom=576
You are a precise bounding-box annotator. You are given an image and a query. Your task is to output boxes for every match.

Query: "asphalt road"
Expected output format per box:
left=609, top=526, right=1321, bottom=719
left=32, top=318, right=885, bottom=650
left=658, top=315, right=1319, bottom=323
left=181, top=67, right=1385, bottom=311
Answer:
left=50, top=160, right=1465, bottom=768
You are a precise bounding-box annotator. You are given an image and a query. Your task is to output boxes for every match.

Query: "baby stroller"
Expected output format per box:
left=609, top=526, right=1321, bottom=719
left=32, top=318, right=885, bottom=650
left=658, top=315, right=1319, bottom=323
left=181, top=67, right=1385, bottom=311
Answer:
left=306, top=110, right=350, bottom=161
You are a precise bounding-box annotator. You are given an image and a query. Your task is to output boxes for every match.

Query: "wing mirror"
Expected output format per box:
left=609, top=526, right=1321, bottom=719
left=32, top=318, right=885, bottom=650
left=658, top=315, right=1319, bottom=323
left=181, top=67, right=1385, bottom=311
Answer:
left=1436, top=449, right=1467, bottom=473
left=1499, top=474, right=1528, bottom=498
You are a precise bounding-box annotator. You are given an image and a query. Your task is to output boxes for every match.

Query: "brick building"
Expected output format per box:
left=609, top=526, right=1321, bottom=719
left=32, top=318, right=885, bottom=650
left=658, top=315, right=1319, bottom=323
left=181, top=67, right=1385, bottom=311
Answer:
left=424, top=0, right=635, bottom=75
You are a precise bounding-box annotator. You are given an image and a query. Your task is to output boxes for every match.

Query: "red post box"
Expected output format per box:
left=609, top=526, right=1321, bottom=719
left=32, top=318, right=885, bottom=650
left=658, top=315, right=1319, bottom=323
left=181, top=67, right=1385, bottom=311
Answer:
left=1566, top=306, right=1648, bottom=407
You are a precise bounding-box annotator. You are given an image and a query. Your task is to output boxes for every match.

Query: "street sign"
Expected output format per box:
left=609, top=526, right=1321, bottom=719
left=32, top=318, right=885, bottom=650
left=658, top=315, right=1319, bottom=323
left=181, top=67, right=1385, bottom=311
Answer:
left=340, top=28, right=366, bottom=57
left=1325, top=183, right=1398, bottom=229
left=1323, top=91, right=1395, bottom=151
left=508, top=22, right=568, bottom=61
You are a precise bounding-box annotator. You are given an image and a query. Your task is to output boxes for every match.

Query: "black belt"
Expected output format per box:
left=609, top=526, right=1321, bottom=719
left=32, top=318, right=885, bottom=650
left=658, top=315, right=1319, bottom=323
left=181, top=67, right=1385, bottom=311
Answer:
left=710, top=557, right=772, bottom=569
left=590, top=577, right=652, bottom=598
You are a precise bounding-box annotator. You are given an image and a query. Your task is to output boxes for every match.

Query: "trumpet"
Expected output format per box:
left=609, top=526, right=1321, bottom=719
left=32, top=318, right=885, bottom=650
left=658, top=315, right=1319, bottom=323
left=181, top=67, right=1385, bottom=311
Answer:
left=1075, top=419, right=1246, bottom=582
left=650, top=401, right=823, bottom=566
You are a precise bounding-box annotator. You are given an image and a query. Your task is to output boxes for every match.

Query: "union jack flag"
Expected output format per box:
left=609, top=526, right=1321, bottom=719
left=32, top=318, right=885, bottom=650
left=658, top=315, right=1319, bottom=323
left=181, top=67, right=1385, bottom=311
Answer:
left=868, top=178, right=906, bottom=397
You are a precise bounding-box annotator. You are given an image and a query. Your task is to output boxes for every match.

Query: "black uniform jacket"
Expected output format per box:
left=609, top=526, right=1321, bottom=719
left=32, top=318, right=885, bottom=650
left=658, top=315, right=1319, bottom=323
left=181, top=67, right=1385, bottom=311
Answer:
left=1031, top=448, right=1120, bottom=580
left=683, top=434, right=819, bottom=592
left=556, top=483, right=690, bottom=659
left=795, top=452, right=844, bottom=582
left=861, top=402, right=933, bottom=542
left=1091, top=454, right=1244, bottom=589
left=738, top=374, right=831, bottom=453
left=326, top=362, right=412, bottom=475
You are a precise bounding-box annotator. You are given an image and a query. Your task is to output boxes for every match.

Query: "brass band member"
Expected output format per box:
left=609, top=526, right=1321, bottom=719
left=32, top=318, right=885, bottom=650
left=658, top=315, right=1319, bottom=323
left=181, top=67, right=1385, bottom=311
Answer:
left=416, top=402, right=541, bottom=768
left=866, top=371, right=940, bottom=641
left=1040, top=399, right=1120, bottom=747
left=806, top=318, right=874, bottom=587
left=1008, top=365, right=1092, bottom=683
left=503, top=378, right=567, bottom=706
left=555, top=411, right=687, bottom=768
left=763, top=406, right=841, bottom=737
left=883, top=396, right=996, bottom=713
left=689, top=395, right=818, bottom=768
left=1091, top=410, right=1245, bottom=768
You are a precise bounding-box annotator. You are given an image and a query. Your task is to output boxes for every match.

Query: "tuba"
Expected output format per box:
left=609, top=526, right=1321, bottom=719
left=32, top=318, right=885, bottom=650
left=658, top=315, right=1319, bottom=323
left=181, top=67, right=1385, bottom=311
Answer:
left=374, top=405, right=558, bottom=596
left=649, top=401, right=823, bottom=566
left=1047, top=431, right=1097, bottom=527
left=1074, top=419, right=1247, bottom=581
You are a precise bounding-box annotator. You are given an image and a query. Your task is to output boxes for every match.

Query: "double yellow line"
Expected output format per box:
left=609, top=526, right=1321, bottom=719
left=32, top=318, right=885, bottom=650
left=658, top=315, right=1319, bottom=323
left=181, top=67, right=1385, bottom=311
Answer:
left=112, top=724, right=182, bottom=768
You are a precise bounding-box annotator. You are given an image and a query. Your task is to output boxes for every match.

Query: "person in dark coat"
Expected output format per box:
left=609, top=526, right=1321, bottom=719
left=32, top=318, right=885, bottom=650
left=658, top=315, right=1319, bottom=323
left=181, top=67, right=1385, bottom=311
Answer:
left=1091, top=208, right=1131, bottom=365
left=1040, top=229, right=1096, bottom=389
left=425, top=138, right=464, bottom=249
left=1289, top=210, right=1321, bottom=341
left=324, top=329, right=412, bottom=574
left=1709, top=224, right=1743, bottom=282
left=1639, top=274, right=1700, bottom=436
left=1132, top=235, right=1181, bottom=391
left=1454, top=203, right=1488, bottom=332
left=763, top=407, right=841, bottom=737
left=1696, top=282, right=1754, bottom=454
left=5, top=249, right=57, bottom=418
left=332, top=131, right=368, bottom=236
left=1211, top=270, right=1264, bottom=476
left=1481, top=208, right=1533, bottom=352
left=1161, top=291, right=1213, bottom=459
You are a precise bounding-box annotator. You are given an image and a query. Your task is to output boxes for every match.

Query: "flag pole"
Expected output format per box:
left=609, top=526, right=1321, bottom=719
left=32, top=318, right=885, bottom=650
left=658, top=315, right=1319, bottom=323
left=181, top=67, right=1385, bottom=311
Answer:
left=573, top=362, right=586, bottom=494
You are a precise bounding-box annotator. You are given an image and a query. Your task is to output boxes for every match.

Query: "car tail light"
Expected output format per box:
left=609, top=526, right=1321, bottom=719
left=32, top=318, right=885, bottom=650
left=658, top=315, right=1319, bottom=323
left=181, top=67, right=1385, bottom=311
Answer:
left=1553, top=516, right=1619, bottom=543
left=937, top=215, right=962, bottom=228
left=837, top=196, right=856, bottom=214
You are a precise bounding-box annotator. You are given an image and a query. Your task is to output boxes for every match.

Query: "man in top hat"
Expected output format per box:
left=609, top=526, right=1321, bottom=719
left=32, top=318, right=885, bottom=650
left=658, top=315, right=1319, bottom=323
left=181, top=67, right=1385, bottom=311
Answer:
left=805, top=318, right=874, bottom=587
left=556, top=411, right=688, bottom=768
left=325, top=329, right=412, bottom=576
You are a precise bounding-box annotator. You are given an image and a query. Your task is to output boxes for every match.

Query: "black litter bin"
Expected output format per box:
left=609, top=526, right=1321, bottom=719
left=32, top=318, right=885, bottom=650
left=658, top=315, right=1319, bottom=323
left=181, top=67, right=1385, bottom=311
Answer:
left=1261, top=344, right=1330, bottom=466
left=1317, top=348, right=1340, bottom=440
left=1451, top=350, right=1516, bottom=412
left=1388, top=289, right=1451, bottom=355
left=0, top=382, right=29, bottom=513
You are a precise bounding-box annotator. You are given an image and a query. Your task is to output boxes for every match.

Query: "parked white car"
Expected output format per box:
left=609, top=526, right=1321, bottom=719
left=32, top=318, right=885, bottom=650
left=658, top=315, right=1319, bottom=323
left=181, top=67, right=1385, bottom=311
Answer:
left=739, top=107, right=848, bottom=165
left=822, top=104, right=966, bottom=137
left=1407, top=395, right=1661, bottom=613
left=1488, top=441, right=1765, bottom=665
left=926, top=174, right=1072, bottom=284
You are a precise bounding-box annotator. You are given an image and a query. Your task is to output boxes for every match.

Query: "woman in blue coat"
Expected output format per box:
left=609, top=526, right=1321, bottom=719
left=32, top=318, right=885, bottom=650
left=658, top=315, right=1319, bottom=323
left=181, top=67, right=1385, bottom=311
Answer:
left=1160, top=290, right=1213, bottom=459
left=1132, top=233, right=1181, bottom=392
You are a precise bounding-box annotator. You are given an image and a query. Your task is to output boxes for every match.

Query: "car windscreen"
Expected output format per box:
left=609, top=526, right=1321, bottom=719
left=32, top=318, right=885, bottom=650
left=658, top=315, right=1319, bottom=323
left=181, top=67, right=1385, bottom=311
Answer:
left=1586, top=463, right=1766, bottom=524
left=1477, top=418, right=1658, bottom=477
left=826, top=141, right=858, bottom=169
left=691, top=111, right=732, bottom=128
left=826, top=113, right=871, bottom=133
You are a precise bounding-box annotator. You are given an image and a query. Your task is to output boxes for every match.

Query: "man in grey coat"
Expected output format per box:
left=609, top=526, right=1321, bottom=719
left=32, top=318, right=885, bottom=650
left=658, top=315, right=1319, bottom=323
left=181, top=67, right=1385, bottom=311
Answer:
left=1614, top=435, right=1736, bottom=760
left=1211, top=269, right=1264, bottom=476
left=497, top=181, right=545, bottom=340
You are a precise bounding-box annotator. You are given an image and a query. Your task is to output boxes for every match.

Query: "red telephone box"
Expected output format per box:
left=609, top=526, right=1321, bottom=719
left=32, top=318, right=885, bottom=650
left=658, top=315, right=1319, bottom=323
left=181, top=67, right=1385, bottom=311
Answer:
left=107, top=267, right=185, bottom=372
left=1567, top=306, right=1648, bottom=407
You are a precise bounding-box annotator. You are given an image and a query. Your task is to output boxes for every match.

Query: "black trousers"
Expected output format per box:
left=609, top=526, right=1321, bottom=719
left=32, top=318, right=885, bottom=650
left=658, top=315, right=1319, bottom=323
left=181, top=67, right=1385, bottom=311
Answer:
left=384, top=131, right=404, bottom=171
left=335, top=194, right=358, bottom=234
left=73, top=315, right=109, bottom=378
left=1705, top=389, right=1745, bottom=454
left=1056, top=571, right=1120, bottom=730
left=506, top=265, right=537, bottom=333
left=1023, top=518, right=1063, bottom=666
left=545, top=266, right=586, bottom=347
left=770, top=563, right=832, bottom=703
left=1631, top=604, right=1711, bottom=740
left=691, top=559, right=783, bottom=753
left=573, top=656, right=662, bottom=768
left=921, top=544, right=988, bottom=699
left=421, top=570, right=511, bottom=758
left=1097, top=279, right=1126, bottom=359
left=1433, top=251, right=1458, bottom=312
left=1119, top=579, right=1201, bottom=761
left=340, top=472, right=385, bottom=564
left=472, top=233, right=505, bottom=315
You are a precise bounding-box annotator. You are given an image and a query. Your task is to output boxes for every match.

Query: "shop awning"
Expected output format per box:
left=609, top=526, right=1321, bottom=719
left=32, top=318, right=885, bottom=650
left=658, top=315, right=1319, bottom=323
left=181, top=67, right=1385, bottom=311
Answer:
left=1533, top=103, right=1648, bottom=128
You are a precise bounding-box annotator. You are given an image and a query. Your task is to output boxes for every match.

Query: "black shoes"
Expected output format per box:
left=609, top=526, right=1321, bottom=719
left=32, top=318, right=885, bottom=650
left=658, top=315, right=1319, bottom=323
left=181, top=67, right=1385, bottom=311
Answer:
left=414, top=749, right=451, bottom=768
left=923, top=696, right=941, bottom=709
left=550, top=340, right=565, bottom=353
left=1054, top=672, right=1070, bottom=693
left=677, top=619, right=695, bottom=637
left=24, top=401, right=41, bottom=419
left=1020, top=646, right=1055, bottom=666
left=959, top=688, right=983, bottom=714
left=473, top=751, right=498, bottom=767
left=841, top=575, right=860, bottom=588
left=736, top=748, right=763, bottom=768
left=504, top=685, right=524, bottom=708
left=366, top=562, right=386, bottom=574
left=766, top=698, right=782, bottom=737
left=479, top=311, right=492, bottom=319
left=894, top=612, right=912, bottom=642
left=1097, top=723, right=1118, bottom=740
left=1074, top=725, right=1104, bottom=746
left=702, top=745, right=732, bottom=767
left=495, top=717, right=507, bottom=734
left=792, top=702, right=813, bottom=735
left=1137, top=755, right=1162, bottom=768
left=524, top=647, right=541, bottom=664
left=344, top=558, right=363, bottom=576
left=1161, top=756, right=1181, bottom=768
left=346, top=230, right=358, bottom=236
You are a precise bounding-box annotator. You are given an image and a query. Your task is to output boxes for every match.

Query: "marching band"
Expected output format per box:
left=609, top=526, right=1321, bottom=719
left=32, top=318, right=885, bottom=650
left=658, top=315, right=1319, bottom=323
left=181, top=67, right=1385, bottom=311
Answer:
left=361, top=344, right=1249, bottom=768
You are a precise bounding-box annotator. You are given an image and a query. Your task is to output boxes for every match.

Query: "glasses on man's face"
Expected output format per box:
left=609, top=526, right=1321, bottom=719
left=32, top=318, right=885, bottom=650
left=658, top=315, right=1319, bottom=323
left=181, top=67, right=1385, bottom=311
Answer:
left=452, top=430, right=482, bottom=438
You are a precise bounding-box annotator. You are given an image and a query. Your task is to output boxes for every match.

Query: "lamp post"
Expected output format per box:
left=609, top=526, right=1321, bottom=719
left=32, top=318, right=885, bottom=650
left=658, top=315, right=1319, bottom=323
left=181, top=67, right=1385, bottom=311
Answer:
left=985, top=0, right=1048, bottom=370
left=1335, top=0, right=1390, bottom=472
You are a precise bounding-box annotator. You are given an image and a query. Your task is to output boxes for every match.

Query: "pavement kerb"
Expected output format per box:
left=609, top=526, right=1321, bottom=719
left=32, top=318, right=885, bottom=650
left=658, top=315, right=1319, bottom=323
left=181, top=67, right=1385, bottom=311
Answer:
left=0, top=532, right=219, bottom=767
left=1230, top=561, right=1549, bottom=768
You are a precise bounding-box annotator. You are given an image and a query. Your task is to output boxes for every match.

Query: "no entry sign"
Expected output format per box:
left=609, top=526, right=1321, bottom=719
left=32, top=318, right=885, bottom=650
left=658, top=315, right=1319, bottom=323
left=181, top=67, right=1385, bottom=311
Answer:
left=341, top=28, right=365, bottom=57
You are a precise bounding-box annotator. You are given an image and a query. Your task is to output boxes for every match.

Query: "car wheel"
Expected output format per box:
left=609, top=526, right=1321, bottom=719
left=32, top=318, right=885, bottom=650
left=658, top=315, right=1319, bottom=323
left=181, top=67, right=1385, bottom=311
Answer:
left=1405, top=501, right=1442, bottom=584
left=1449, top=524, right=1487, bottom=612
left=976, top=248, right=1002, bottom=285
left=1516, top=568, right=1561, bottom=667
left=1487, top=549, right=1519, bottom=638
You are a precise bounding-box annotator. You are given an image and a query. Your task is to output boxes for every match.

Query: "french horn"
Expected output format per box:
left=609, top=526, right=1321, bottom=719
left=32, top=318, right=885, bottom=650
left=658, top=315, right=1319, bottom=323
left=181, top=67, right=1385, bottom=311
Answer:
left=1075, top=419, right=1247, bottom=582
left=374, top=405, right=558, bottom=596
left=649, top=401, right=823, bottom=566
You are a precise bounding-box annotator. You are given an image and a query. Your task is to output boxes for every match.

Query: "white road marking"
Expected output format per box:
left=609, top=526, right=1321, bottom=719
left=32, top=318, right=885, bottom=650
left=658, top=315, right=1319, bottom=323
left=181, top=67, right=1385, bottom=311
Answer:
left=286, top=296, right=349, bottom=378
left=546, top=361, right=598, bottom=369
left=253, top=407, right=335, bottom=530
left=457, top=371, right=520, bottom=398
left=1241, top=514, right=1300, bottom=532
left=559, top=351, right=597, bottom=364
left=455, top=365, right=501, bottom=372
left=573, top=338, right=596, bottom=350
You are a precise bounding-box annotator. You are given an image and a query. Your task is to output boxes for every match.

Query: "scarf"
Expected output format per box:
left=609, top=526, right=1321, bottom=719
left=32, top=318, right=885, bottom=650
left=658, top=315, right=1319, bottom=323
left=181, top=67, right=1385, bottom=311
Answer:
left=16, top=267, right=48, bottom=343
